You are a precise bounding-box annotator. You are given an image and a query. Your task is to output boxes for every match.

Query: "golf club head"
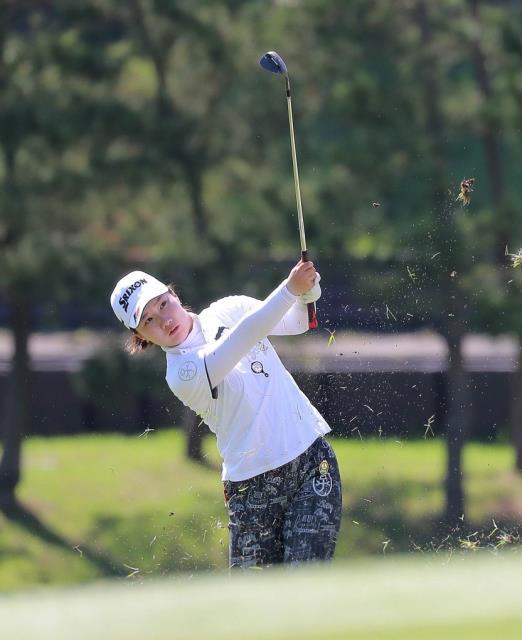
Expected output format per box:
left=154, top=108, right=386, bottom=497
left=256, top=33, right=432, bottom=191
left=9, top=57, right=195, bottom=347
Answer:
left=259, top=51, right=288, bottom=76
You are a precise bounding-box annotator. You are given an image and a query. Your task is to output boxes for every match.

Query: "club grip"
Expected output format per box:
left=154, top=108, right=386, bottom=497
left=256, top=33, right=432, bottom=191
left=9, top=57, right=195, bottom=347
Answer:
left=307, top=302, right=318, bottom=329
left=301, top=250, right=319, bottom=330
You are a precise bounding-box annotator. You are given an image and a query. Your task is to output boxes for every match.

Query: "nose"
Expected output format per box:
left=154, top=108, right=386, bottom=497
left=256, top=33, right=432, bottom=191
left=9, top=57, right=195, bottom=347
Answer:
left=157, top=308, right=172, bottom=329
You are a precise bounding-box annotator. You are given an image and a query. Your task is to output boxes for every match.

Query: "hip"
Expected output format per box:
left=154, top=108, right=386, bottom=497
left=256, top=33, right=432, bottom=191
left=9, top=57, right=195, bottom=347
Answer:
left=223, top=436, right=340, bottom=505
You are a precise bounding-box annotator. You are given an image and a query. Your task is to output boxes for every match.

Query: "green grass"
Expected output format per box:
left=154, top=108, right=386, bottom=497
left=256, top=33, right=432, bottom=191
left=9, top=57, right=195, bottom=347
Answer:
left=1, top=430, right=521, bottom=592
left=1, top=551, right=522, bottom=639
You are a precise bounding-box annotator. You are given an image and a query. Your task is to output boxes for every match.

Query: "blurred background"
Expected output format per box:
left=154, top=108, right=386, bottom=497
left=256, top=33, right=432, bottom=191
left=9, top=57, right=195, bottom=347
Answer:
left=1, top=0, right=522, bottom=605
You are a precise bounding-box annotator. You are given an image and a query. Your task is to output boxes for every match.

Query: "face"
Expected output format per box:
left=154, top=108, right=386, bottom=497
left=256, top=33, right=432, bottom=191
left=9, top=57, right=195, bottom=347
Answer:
left=136, top=292, right=193, bottom=348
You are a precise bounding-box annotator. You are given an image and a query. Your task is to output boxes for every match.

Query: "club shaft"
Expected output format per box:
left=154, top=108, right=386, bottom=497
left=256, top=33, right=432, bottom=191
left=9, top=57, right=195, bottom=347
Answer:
left=285, top=78, right=307, bottom=254
left=284, top=77, right=317, bottom=329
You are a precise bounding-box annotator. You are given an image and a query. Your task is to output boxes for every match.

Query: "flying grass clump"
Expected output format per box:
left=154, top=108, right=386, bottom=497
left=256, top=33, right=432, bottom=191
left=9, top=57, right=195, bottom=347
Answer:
left=506, top=248, right=522, bottom=268
left=456, top=177, right=475, bottom=206
left=456, top=523, right=520, bottom=553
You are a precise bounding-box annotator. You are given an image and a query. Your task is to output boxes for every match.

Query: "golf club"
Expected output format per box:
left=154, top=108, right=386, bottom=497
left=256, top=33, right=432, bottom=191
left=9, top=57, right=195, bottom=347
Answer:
left=259, top=50, right=318, bottom=329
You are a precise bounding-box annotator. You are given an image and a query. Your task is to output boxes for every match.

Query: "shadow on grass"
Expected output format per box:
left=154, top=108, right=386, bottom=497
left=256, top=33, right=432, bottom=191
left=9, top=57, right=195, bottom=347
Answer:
left=342, top=479, right=522, bottom=555
left=192, top=456, right=221, bottom=474
left=90, top=511, right=228, bottom=575
left=0, top=499, right=127, bottom=578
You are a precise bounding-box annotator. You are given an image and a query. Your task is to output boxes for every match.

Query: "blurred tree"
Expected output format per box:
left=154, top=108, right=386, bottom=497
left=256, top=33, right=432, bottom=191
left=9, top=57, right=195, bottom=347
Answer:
left=0, top=0, right=287, bottom=475
left=105, top=0, right=242, bottom=459
left=292, top=0, right=522, bottom=522
left=413, top=0, right=471, bottom=526
left=2, top=0, right=522, bottom=513
left=0, top=0, right=132, bottom=508
left=464, top=0, right=522, bottom=471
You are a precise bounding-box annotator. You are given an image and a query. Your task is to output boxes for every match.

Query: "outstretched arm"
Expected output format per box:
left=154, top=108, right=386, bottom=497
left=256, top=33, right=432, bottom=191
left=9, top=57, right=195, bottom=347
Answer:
left=270, top=273, right=322, bottom=336
left=204, top=261, right=316, bottom=387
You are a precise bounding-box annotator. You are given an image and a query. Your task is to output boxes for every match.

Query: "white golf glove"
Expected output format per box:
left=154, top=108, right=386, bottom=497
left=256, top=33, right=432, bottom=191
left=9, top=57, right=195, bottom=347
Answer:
left=299, top=272, right=321, bottom=305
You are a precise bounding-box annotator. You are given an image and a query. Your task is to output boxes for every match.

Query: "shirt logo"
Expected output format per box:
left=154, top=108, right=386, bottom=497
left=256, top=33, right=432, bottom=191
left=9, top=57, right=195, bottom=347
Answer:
left=312, top=473, right=333, bottom=497
left=178, top=361, right=197, bottom=381
left=251, top=361, right=269, bottom=377
left=247, top=340, right=269, bottom=361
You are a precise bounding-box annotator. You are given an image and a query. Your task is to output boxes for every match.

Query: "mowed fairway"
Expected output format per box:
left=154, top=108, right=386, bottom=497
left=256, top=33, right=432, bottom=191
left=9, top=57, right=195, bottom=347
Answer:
left=1, top=551, right=521, bottom=640
left=1, top=431, right=522, bottom=591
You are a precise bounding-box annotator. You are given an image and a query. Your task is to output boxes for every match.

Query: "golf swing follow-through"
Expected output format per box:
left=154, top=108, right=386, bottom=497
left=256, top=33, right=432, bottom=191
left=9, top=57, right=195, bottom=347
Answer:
left=109, top=53, right=340, bottom=569
left=260, top=51, right=318, bottom=329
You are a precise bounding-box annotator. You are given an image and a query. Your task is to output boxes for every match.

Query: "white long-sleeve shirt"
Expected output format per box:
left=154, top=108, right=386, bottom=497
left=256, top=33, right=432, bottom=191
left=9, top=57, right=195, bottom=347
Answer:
left=163, top=280, right=330, bottom=481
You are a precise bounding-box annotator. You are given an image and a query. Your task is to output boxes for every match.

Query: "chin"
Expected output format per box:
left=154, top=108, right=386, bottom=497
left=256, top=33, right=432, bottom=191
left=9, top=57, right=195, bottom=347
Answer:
left=167, top=330, right=186, bottom=348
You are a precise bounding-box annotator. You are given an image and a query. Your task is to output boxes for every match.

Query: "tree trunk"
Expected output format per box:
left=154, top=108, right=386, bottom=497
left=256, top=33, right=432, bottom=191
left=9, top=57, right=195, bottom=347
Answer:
left=511, top=362, right=522, bottom=473
left=468, top=0, right=505, bottom=258
left=184, top=163, right=209, bottom=240
left=130, top=0, right=172, bottom=119
left=181, top=405, right=207, bottom=462
left=415, top=0, right=470, bottom=526
left=510, top=349, right=522, bottom=471
left=444, top=333, right=471, bottom=524
left=0, top=297, right=31, bottom=509
left=466, top=0, right=521, bottom=470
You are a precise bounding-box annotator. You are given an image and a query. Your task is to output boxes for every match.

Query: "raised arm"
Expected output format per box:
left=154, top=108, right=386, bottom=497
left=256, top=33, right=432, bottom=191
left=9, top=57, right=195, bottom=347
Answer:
left=204, top=261, right=316, bottom=387
left=270, top=272, right=322, bottom=336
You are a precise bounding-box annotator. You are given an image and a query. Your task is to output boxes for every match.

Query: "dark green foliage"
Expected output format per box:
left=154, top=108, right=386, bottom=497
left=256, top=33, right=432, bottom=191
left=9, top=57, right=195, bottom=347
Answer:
left=2, top=0, right=522, bottom=506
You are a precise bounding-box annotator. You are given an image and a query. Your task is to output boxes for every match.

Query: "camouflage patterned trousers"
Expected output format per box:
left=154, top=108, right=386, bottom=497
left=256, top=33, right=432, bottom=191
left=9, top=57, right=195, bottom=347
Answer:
left=223, top=437, right=342, bottom=569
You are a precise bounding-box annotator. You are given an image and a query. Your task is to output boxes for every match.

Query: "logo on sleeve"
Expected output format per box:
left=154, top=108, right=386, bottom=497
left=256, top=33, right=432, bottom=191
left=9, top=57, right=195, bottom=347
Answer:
left=178, top=361, right=197, bottom=381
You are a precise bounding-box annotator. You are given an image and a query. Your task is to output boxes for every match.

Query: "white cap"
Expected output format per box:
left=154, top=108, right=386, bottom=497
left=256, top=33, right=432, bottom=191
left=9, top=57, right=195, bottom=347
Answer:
left=110, top=271, right=168, bottom=330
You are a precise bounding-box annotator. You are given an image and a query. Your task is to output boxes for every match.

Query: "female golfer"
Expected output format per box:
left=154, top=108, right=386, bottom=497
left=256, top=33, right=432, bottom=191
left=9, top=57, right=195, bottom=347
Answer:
left=110, top=261, right=342, bottom=568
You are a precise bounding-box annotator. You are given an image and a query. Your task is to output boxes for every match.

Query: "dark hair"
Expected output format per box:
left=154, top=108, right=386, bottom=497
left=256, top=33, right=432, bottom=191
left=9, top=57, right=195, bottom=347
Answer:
left=125, top=284, right=183, bottom=355
left=126, top=331, right=151, bottom=354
